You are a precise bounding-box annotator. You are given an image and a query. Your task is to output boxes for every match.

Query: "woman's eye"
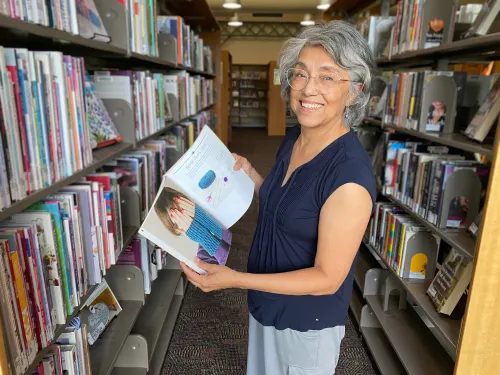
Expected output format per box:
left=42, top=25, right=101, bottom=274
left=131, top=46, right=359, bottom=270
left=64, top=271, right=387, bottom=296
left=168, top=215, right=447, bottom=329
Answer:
left=322, top=75, right=334, bottom=81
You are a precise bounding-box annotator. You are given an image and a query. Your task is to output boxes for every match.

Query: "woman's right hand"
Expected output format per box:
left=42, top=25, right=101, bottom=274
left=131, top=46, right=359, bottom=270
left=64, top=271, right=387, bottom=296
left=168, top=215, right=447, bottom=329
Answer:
left=232, top=153, right=264, bottom=194
left=232, top=153, right=253, bottom=176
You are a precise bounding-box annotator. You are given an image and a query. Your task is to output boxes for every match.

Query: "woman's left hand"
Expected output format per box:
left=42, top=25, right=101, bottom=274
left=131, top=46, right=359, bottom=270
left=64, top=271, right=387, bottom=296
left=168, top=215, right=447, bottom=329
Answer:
left=180, top=257, right=240, bottom=292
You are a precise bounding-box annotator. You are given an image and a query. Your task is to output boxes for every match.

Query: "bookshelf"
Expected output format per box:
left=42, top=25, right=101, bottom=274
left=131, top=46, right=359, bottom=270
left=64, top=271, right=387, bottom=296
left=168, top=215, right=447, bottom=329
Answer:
left=337, top=2, right=500, bottom=374
left=232, top=64, right=268, bottom=128
left=0, top=1, right=221, bottom=375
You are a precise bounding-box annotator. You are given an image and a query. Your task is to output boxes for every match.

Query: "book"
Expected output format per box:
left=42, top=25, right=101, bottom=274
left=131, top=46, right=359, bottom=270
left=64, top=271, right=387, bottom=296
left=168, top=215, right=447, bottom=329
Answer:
left=139, top=126, right=254, bottom=274
left=82, top=279, right=121, bottom=345
left=427, top=248, right=473, bottom=315
left=464, top=75, right=500, bottom=142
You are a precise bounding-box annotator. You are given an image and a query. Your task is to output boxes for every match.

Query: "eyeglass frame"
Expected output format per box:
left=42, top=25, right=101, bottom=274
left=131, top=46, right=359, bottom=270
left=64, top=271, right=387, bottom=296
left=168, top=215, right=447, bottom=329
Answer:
left=285, top=67, right=358, bottom=94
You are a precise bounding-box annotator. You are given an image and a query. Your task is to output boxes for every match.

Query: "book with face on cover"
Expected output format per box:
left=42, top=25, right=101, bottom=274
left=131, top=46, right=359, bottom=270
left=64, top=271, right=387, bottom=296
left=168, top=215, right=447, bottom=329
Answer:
left=139, top=126, right=254, bottom=274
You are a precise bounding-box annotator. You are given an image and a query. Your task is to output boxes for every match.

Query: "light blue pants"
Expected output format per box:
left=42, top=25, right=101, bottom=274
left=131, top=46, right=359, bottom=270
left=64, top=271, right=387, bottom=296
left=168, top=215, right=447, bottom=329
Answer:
left=246, top=313, right=345, bottom=375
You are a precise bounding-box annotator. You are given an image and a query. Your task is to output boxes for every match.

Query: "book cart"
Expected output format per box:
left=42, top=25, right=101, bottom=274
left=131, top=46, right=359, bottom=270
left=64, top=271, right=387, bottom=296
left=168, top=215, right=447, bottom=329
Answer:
left=322, top=1, right=500, bottom=374
left=0, top=1, right=224, bottom=375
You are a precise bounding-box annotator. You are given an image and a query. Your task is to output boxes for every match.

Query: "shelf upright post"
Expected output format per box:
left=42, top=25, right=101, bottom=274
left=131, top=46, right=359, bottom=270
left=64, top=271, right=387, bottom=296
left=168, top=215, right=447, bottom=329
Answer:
left=455, top=125, right=500, bottom=374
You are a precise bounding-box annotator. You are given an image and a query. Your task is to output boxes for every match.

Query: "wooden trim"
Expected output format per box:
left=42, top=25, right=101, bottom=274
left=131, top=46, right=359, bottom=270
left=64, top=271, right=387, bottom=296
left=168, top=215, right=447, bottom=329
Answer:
left=455, top=124, right=500, bottom=374
left=266, top=61, right=286, bottom=136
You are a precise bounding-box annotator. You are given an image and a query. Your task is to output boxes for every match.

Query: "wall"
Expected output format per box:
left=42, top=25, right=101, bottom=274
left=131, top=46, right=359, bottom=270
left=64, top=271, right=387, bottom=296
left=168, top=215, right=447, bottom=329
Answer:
left=222, top=39, right=286, bottom=65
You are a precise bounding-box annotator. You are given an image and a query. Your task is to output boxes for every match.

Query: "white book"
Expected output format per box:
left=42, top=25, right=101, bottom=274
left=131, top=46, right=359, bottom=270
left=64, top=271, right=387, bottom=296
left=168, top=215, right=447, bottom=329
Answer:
left=0, top=49, right=28, bottom=199
left=59, top=185, right=101, bottom=285
left=139, top=126, right=254, bottom=274
left=9, top=48, right=42, bottom=191
left=49, top=51, right=76, bottom=177
left=28, top=50, right=53, bottom=186
left=34, top=52, right=64, bottom=182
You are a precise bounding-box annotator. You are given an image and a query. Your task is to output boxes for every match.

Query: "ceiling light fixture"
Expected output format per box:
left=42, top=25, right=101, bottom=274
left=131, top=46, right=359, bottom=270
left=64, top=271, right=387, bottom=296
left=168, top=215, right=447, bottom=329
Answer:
left=317, top=0, right=330, bottom=10
left=223, top=0, right=241, bottom=9
left=300, top=14, right=315, bottom=26
left=228, top=13, right=243, bottom=27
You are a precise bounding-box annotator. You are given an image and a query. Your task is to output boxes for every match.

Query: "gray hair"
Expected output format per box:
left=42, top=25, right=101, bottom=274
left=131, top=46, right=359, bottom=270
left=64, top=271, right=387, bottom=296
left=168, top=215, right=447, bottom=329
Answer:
left=279, top=20, right=376, bottom=128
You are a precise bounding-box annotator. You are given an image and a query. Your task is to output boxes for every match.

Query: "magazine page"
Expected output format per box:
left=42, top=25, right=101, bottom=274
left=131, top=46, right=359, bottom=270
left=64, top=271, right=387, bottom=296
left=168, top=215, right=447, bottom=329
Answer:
left=166, top=126, right=254, bottom=229
left=138, top=177, right=233, bottom=274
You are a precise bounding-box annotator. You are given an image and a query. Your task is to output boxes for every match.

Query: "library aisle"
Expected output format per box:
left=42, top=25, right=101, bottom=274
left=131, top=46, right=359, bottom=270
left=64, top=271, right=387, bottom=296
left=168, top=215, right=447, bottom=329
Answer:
left=163, top=128, right=377, bottom=375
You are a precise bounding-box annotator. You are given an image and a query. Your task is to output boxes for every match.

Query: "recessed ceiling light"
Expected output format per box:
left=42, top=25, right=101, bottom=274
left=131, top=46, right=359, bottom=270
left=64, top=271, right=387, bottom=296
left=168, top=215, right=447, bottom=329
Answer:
left=317, top=0, right=330, bottom=10
left=223, top=0, right=241, bottom=9
left=300, top=14, right=315, bottom=26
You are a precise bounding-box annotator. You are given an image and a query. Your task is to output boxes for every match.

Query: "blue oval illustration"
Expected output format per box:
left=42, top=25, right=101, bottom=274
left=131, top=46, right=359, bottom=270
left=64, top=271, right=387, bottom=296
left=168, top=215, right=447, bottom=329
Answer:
left=198, top=170, right=216, bottom=189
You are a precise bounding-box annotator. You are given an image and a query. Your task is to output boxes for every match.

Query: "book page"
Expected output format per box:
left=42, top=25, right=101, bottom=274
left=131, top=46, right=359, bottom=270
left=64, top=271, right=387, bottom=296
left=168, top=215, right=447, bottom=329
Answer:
left=167, top=126, right=254, bottom=229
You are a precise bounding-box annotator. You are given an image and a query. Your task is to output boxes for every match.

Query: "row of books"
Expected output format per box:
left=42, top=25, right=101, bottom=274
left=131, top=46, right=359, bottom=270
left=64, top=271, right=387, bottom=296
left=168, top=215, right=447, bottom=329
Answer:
left=365, top=1, right=500, bottom=59
left=367, top=202, right=473, bottom=317
left=382, top=137, right=489, bottom=230
left=0, top=43, right=216, bottom=212
left=117, top=236, right=169, bottom=295
left=0, top=117, right=204, bottom=374
left=92, top=69, right=214, bottom=143
left=33, top=318, right=91, bottom=375
left=157, top=16, right=214, bottom=72
left=0, top=47, right=95, bottom=210
left=355, top=122, right=474, bottom=318
left=0, top=1, right=215, bottom=73
left=0, top=0, right=102, bottom=38
left=370, top=69, right=500, bottom=143
left=232, top=71, right=267, bottom=80
left=368, top=201, right=440, bottom=280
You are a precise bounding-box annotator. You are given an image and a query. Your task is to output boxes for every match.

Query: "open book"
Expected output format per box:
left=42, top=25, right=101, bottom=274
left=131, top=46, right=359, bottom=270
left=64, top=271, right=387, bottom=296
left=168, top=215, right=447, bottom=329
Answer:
left=138, top=126, right=255, bottom=274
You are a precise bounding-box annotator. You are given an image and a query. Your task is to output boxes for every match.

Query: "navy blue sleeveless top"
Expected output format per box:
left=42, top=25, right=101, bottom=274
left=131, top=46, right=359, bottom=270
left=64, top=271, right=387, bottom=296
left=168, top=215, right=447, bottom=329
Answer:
left=247, top=126, right=376, bottom=332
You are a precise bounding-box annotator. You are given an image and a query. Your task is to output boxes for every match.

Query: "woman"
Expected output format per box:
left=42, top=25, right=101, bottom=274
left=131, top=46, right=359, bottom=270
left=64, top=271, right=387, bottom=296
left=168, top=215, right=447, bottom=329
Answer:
left=181, top=21, right=377, bottom=374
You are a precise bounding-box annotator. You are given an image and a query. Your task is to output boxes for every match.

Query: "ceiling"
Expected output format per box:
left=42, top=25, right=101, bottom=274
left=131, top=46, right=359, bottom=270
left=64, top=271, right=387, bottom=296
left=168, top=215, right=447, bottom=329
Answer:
left=207, top=0, right=324, bottom=13
left=207, top=0, right=326, bottom=23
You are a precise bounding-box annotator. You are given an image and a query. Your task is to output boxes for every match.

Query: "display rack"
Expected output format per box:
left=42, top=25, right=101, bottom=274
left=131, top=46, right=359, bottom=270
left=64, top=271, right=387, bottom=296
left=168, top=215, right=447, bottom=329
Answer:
left=0, top=1, right=221, bottom=375
left=232, top=64, right=268, bottom=128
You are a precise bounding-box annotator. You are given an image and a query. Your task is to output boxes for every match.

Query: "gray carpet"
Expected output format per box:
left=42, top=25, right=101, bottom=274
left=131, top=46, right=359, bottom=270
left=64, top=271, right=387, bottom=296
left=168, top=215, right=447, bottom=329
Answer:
left=161, top=128, right=378, bottom=375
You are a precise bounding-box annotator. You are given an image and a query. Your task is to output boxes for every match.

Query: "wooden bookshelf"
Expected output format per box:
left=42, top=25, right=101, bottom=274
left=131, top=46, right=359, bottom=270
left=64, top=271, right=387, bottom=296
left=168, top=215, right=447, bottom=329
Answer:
left=232, top=64, right=269, bottom=129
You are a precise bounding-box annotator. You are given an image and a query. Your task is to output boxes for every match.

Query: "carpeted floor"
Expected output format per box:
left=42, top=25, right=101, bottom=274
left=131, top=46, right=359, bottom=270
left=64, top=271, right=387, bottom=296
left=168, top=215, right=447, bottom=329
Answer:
left=162, top=128, right=378, bottom=375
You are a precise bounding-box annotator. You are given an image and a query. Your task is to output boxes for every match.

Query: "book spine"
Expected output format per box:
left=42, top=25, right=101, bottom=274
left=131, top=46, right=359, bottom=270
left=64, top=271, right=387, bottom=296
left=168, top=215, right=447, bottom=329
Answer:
left=5, top=60, right=32, bottom=195
left=72, top=207, right=87, bottom=295
left=0, top=243, right=27, bottom=375
left=0, top=101, right=11, bottom=208
left=6, top=236, right=37, bottom=364
left=19, top=229, right=48, bottom=349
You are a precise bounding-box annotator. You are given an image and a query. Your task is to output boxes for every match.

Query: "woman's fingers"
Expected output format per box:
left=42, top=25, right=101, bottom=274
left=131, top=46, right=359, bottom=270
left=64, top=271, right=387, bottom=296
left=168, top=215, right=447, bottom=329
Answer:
left=177, top=198, right=195, bottom=217
left=171, top=209, right=191, bottom=232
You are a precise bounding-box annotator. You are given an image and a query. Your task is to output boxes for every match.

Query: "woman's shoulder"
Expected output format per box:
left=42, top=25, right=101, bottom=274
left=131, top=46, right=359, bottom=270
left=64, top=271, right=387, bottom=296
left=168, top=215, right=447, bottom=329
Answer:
left=320, top=131, right=376, bottom=204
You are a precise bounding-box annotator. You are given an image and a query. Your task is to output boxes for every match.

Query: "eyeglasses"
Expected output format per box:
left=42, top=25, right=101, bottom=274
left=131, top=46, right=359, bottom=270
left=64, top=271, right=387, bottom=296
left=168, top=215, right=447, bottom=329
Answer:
left=286, top=68, right=355, bottom=94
